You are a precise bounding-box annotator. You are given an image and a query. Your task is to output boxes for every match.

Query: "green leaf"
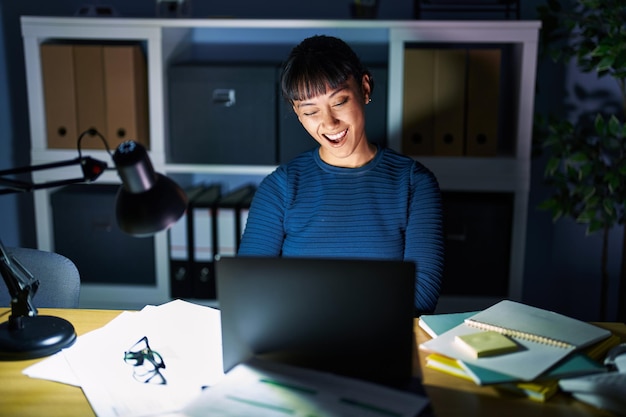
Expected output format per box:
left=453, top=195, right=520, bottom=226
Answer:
left=605, top=172, right=620, bottom=193
left=538, top=198, right=557, bottom=211
left=582, top=185, right=597, bottom=202
left=569, top=151, right=589, bottom=163
left=603, top=199, right=616, bottom=217
left=594, top=114, right=606, bottom=135
left=608, top=115, right=622, bottom=136
left=545, top=156, right=561, bottom=177
left=587, top=219, right=604, bottom=235
left=576, top=209, right=594, bottom=223
left=579, top=163, right=593, bottom=179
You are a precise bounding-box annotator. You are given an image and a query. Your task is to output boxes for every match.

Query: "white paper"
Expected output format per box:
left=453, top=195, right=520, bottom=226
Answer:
left=184, top=358, right=429, bottom=417
left=24, top=300, right=225, bottom=417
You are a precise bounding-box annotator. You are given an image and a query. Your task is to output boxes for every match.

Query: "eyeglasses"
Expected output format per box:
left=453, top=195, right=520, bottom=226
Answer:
left=123, top=336, right=167, bottom=385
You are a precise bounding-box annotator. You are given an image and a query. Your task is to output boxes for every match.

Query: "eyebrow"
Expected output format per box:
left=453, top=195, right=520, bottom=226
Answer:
left=295, top=84, right=349, bottom=109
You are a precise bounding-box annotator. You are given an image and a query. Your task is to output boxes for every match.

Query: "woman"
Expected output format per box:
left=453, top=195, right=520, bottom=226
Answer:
left=238, top=35, right=444, bottom=314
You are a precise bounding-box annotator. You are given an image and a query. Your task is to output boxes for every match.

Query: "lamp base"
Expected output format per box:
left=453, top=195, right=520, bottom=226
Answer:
left=0, top=315, right=76, bottom=360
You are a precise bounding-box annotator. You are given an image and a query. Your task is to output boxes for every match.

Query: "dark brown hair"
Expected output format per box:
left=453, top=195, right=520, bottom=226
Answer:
left=280, top=35, right=374, bottom=103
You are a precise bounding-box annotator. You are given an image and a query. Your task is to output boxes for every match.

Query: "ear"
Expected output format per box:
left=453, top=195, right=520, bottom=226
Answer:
left=361, top=74, right=372, bottom=103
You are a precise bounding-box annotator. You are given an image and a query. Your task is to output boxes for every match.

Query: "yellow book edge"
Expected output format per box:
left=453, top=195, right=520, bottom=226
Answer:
left=425, top=353, right=474, bottom=382
left=425, top=353, right=560, bottom=402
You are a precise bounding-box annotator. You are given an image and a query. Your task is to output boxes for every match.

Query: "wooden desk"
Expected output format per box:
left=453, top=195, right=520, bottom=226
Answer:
left=0, top=308, right=121, bottom=417
left=0, top=308, right=623, bottom=417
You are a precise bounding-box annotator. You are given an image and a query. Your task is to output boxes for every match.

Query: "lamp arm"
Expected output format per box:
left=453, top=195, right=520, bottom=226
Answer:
left=0, top=156, right=109, bottom=195
left=0, top=240, right=39, bottom=327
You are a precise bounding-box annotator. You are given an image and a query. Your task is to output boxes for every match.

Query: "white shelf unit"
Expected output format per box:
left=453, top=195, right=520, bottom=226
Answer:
left=20, top=17, right=540, bottom=310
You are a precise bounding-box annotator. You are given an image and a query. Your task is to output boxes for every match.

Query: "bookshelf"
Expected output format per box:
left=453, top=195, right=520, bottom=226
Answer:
left=20, top=17, right=540, bottom=309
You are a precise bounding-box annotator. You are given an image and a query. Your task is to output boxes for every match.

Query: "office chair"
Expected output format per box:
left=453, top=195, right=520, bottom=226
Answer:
left=0, top=247, right=80, bottom=308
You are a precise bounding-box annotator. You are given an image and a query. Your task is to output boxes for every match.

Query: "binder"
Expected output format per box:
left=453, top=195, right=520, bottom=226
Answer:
left=216, top=185, right=257, bottom=257
left=189, top=184, right=222, bottom=299
left=433, top=49, right=467, bottom=156
left=402, top=48, right=436, bottom=156
left=169, top=185, right=210, bottom=298
left=466, top=48, right=501, bottom=157
left=74, top=45, right=108, bottom=144
left=40, top=44, right=78, bottom=149
left=103, top=45, right=149, bottom=148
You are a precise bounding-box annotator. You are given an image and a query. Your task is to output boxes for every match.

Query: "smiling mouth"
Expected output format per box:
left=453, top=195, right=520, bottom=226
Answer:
left=324, top=129, right=348, bottom=143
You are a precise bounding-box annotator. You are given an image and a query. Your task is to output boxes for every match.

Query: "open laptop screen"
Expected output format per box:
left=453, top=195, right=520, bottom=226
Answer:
left=215, top=256, right=416, bottom=387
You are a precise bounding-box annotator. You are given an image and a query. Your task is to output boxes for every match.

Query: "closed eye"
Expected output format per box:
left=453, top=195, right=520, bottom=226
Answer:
left=333, top=97, right=349, bottom=107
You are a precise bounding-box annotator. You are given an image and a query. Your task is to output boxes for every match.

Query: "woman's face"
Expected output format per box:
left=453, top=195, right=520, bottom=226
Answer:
left=292, top=74, right=372, bottom=168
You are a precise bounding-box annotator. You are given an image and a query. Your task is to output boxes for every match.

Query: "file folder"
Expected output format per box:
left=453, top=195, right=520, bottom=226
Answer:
left=40, top=44, right=79, bottom=148
left=190, top=184, right=222, bottom=299
left=466, top=48, right=501, bottom=157
left=216, top=185, right=257, bottom=257
left=169, top=185, right=211, bottom=298
left=74, top=45, right=108, bottom=143
left=103, top=45, right=149, bottom=148
left=402, top=48, right=436, bottom=156
left=433, top=49, right=467, bottom=156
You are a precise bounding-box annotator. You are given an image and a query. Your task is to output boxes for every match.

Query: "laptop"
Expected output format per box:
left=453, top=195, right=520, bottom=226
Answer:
left=215, top=256, right=416, bottom=387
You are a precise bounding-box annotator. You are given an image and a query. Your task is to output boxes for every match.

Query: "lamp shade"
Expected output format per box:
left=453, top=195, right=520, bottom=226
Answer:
left=113, top=141, right=187, bottom=237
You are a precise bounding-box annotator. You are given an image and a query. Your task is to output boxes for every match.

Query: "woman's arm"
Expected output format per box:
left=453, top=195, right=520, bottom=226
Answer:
left=238, top=169, right=287, bottom=256
left=405, top=164, right=445, bottom=315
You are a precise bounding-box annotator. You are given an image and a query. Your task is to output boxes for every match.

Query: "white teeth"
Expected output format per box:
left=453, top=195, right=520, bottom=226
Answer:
left=325, top=129, right=347, bottom=141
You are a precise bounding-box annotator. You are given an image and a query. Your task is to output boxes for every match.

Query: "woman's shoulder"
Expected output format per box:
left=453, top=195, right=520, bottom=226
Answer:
left=262, top=149, right=317, bottom=183
left=379, top=147, right=430, bottom=171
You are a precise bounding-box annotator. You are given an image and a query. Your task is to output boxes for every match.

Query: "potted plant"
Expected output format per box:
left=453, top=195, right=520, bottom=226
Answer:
left=535, top=0, right=626, bottom=320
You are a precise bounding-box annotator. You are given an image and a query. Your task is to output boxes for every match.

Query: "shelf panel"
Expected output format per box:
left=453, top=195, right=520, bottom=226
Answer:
left=415, top=156, right=529, bottom=192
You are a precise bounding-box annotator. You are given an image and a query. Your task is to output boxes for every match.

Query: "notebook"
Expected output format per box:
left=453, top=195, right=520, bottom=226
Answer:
left=420, top=300, right=612, bottom=381
left=419, top=309, right=613, bottom=386
left=215, top=256, right=416, bottom=387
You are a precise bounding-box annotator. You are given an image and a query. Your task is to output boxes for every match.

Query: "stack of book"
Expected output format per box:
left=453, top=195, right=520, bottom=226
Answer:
left=419, top=301, right=620, bottom=402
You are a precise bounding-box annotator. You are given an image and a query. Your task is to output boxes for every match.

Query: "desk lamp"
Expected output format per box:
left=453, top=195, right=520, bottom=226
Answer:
left=0, top=129, right=188, bottom=360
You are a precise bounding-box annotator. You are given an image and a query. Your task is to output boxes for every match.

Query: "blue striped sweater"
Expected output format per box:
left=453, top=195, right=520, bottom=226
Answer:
left=238, top=147, right=444, bottom=313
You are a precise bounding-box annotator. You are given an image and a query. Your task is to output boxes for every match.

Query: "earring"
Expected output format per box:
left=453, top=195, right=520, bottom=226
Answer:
left=367, top=97, right=372, bottom=104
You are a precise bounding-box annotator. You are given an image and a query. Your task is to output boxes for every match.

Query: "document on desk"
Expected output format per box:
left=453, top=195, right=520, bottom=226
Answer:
left=183, top=357, right=430, bottom=417
left=24, top=299, right=225, bottom=417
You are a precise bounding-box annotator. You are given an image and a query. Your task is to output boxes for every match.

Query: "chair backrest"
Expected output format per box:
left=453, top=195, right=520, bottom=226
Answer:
left=0, top=247, right=80, bottom=308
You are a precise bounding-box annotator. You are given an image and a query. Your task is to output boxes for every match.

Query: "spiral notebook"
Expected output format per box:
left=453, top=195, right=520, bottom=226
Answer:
left=420, top=300, right=612, bottom=381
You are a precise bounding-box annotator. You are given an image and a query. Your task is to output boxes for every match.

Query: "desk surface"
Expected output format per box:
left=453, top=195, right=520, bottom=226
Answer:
left=0, top=308, right=623, bottom=417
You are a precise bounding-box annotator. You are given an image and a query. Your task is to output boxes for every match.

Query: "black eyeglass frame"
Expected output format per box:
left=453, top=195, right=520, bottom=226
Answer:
left=123, top=336, right=167, bottom=385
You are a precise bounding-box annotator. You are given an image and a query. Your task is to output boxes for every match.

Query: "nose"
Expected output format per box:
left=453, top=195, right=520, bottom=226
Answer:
left=321, top=108, right=339, bottom=128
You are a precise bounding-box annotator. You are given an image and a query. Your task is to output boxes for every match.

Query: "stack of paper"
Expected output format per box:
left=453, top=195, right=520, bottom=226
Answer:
left=419, top=300, right=617, bottom=402
left=24, top=300, right=225, bottom=417
left=184, top=358, right=430, bottom=417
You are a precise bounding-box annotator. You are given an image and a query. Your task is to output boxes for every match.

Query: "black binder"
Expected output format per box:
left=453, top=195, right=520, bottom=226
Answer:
left=216, top=184, right=257, bottom=255
left=169, top=184, right=221, bottom=299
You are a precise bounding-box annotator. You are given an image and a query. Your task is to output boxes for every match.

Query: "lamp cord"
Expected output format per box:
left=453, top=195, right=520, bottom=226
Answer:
left=77, top=128, right=114, bottom=159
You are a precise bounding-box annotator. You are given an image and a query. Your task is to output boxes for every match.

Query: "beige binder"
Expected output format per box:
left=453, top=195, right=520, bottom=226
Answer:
left=433, top=49, right=467, bottom=156
left=103, top=45, right=149, bottom=148
left=73, top=45, right=108, bottom=148
left=402, top=48, right=436, bottom=156
left=466, top=48, right=501, bottom=157
left=40, top=44, right=78, bottom=149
